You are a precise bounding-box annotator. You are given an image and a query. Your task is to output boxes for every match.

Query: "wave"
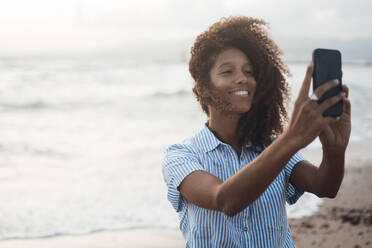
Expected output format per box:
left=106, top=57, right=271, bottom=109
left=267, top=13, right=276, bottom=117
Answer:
left=286, top=59, right=372, bottom=66
left=0, top=144, right=69, bottom=158
left=0, top=101, right=49, bottom=111
left=0, top=101, right=108, bottom=111
left=0, top=223, right=169, bottom=241
left=149, top=89, right=190, bottom=98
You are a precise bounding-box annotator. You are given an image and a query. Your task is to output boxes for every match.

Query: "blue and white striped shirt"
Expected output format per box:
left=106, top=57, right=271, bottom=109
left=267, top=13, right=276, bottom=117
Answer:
left=162, top=124, right=305, bottom=247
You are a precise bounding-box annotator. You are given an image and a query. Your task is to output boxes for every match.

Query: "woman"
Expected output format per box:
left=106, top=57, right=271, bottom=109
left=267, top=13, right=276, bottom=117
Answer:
left=162, top=16, right=351, bottom=247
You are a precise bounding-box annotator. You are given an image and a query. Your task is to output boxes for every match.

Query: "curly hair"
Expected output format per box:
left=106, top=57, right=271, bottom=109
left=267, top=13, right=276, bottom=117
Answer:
left=189, top=16, right=290, bottom=151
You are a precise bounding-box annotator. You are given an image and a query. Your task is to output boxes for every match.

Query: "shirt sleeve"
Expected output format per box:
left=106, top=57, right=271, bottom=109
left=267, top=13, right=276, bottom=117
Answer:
left=162, top=143, right=204, bottom=212
left=284, top=151, right=306, bottom=205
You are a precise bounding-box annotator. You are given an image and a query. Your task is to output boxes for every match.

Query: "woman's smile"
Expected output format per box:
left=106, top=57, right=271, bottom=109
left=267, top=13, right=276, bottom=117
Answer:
left=229, top=90, right=251, bottom=96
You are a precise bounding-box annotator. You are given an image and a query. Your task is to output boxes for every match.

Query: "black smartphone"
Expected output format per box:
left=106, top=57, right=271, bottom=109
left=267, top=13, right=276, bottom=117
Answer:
left=312, top=48, right=343, bottom=117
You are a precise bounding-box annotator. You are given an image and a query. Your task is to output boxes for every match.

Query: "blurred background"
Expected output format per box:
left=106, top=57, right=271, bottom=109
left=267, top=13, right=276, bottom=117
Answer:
left=0, top=0, right=371, bottom=240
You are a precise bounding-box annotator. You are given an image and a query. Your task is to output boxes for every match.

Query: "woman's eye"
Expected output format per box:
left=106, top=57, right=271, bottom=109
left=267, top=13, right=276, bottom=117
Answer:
left=245, top=70, right=253, bottom=74
left=222, top=70, right=232, bottom=74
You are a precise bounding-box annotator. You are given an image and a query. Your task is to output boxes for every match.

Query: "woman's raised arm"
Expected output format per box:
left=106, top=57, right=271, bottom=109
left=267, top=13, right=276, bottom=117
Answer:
left=180, top=63, right=346, bottom=216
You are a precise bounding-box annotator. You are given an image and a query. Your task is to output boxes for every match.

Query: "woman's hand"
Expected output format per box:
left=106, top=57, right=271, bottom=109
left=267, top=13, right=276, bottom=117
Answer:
left=318, top=84, right=351, bottom=152
left=284, top=63, right=346, bottom=149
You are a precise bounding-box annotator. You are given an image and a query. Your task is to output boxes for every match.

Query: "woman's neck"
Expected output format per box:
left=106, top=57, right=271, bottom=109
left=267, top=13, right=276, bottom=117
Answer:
left=207, top=109, right=242, bottom=155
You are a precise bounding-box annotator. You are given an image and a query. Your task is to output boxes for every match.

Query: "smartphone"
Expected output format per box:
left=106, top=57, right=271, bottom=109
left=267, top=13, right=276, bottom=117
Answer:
left=312, top=48, right=343, bottom=117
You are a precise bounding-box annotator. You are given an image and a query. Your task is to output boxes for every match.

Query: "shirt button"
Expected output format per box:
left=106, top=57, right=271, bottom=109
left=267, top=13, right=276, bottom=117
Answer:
left=243, top=226, right=248, bottom=232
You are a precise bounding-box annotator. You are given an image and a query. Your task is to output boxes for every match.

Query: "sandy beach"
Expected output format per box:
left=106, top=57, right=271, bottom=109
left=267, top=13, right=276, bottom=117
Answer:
left=1, top=142, right=371, bottom=248
left=0, top=228, right=185, bottom=248
left=289, top=164, right=372, bottom=247
left=290, top=142, right=372, bottom=247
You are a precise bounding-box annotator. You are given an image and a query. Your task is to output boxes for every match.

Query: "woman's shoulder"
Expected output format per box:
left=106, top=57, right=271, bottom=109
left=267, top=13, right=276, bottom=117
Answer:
left=165, top=135, right=202, bottom=156
left=162, top=136, right=205, bottom=173
left=166, top=125, right=214, bottom=158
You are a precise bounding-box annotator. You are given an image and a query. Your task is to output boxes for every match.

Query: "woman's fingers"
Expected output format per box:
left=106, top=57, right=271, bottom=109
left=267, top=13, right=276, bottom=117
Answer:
left=298, top=62, right=313, bottom=99
left=341, top=84, right=349, bottom=98
left=314, top=83, right=349, bottom=117
left=313, top=79, right=339, bottom=99
left=317, top=92, right=344, bottom=114
left=324, top=116, right=339, bottom=125
left=343, top=97, right=351, bottom=116
left=290, top=65, right=349, bottom=147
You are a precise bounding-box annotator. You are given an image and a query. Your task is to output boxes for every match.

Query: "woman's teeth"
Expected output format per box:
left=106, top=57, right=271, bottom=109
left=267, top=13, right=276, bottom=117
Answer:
left=232, top=91, right=249, bottom=96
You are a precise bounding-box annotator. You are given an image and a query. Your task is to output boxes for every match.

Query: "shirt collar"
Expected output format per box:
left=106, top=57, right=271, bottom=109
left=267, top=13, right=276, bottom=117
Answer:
left=195, top=124, right=222, bottom=153
left=196, top=123, right=253, bottom=153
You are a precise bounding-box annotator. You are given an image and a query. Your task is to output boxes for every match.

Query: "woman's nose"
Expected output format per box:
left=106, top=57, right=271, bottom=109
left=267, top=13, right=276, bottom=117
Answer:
left=234, top=71, right=249, bottom=84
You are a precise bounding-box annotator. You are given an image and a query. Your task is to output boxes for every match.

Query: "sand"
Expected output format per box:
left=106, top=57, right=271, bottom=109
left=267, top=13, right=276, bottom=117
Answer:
left=289, top=164, right=372, bottom=248
left=0, top=228, right=184, bottom=248
left=1, top=142, right=371, bottom=248
left=290, top=142, right=372, bottom=247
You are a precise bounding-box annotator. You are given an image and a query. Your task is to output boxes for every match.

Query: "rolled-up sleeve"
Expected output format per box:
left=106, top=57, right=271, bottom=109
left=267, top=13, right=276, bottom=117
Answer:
left=162, top=144, right=204, bottom=212
left=284, top=151, right=306, bottom=205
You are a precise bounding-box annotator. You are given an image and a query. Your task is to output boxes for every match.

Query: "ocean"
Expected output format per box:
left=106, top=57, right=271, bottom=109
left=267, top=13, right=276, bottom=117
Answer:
left=0, top=55, right=370, bottom=239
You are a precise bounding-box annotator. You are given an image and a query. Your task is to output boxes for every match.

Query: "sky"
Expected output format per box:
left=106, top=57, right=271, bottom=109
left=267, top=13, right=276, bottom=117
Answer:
left=0, top=0, right=371, bottom=61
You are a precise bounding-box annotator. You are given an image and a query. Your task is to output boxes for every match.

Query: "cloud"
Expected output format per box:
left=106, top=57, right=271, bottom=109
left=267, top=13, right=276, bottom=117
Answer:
left=225, top=0, right=372, bottom=39
left=0, top=0, right=371, bottom=58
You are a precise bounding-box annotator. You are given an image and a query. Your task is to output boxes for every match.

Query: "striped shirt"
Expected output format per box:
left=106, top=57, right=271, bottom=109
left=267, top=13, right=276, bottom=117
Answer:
left=162, top=124, right=306, bottom=247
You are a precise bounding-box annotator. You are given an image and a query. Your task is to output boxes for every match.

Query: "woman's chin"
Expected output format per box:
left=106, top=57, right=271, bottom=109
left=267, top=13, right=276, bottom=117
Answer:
left=232, top=104, right=252, bottom=114
left=221, top=106, right=252, bottom=116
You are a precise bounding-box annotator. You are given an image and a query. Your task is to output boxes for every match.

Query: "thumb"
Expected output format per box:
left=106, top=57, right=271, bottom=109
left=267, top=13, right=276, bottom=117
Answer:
left=298, top=62, right=313, bottom=100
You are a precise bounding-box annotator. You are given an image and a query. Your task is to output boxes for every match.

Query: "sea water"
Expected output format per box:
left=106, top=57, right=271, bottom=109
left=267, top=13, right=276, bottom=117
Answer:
left=0, top=55, right=370, bottom=239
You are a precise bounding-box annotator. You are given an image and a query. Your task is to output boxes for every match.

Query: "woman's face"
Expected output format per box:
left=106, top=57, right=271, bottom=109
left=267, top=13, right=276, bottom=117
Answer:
left=208, top=47, right=256, bottom=114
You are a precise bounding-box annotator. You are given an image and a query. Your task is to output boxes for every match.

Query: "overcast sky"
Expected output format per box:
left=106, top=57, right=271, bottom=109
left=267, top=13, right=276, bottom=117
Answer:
left=1, top=0, right=371, bottom=60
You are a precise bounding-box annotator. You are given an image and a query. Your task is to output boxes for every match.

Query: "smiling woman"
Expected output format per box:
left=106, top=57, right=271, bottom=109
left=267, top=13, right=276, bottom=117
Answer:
left=162, top=16, right=351, bottom=247
left=189, top=17, right=291, bottom=151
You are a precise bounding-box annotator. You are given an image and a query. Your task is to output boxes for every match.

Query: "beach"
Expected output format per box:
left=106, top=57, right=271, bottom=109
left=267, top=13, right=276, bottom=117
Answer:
left=289, top=164, right=372, bottom=248
left=289, top=141, right=372, bottom=247
left=1, top=142, right=371, bottom=248
left=290, top=140, right=372, bottom=247
left=0, top=228, right=184, bottom=248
